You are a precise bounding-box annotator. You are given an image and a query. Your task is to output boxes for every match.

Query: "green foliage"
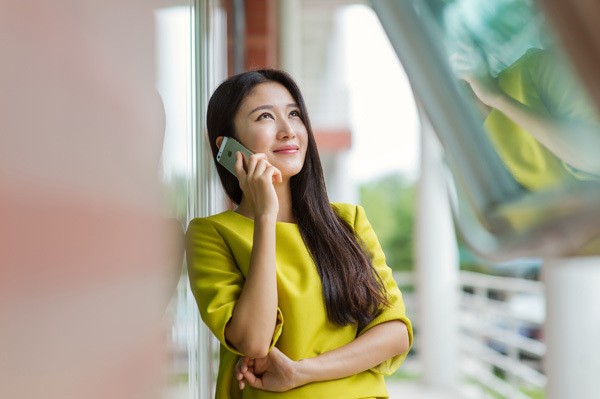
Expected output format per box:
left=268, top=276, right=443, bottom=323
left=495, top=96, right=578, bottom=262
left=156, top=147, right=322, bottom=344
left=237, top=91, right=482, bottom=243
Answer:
left=359, top=173, right=416, bottom=272
left=521, top=388, right=545, bottom=399
left=385, top=368, right=420, bottom=381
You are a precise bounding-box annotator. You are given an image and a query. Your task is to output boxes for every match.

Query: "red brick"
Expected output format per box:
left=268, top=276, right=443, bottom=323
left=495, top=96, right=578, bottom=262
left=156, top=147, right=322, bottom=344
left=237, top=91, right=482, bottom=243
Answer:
left=314, top=129, right=353, bottom=152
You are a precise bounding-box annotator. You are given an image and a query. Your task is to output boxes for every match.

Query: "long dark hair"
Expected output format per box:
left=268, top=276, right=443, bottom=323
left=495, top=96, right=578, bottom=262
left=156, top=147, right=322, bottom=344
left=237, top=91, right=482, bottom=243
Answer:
left=206, top=69, right=389, bottom=326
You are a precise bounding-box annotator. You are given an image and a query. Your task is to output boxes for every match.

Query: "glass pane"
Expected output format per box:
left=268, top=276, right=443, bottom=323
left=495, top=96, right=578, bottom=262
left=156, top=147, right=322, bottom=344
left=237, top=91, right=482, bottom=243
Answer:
left=432, top=0, right=600, bottom=191
left=155, top=4, right=195, bottom=399
left=372, top=0, right=600, bottom=257
left=156, top=1, right=228, bottom=398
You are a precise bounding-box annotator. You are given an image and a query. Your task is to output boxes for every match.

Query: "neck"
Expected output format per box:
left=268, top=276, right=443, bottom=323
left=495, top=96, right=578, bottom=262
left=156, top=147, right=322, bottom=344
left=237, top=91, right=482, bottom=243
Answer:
left=237, top=180, right=295, bottom=223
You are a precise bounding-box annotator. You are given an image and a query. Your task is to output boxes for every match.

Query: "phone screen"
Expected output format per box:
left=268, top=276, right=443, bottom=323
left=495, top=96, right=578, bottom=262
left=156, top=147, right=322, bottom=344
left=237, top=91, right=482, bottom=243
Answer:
left=216, top=137, right=253, bottom=176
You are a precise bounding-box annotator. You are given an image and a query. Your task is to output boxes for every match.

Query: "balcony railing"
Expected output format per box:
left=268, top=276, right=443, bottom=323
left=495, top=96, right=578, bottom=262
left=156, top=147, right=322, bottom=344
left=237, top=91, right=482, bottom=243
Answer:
left=393, top=270, right=546, bottom=399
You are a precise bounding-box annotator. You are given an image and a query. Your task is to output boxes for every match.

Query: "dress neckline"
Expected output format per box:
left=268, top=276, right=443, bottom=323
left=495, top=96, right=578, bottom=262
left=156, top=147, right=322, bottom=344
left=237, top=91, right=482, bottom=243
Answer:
left=225, top=210, right=299, bottom=227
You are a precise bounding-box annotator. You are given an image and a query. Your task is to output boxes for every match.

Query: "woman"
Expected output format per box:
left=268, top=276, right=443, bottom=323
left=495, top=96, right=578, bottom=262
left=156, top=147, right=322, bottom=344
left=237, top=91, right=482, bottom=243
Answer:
left=186, top=69, right=412, bottom=399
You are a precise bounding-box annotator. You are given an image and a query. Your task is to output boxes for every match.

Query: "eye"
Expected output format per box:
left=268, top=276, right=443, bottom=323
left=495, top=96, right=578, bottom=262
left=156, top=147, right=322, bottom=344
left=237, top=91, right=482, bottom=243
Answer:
left=289, top=110, right=301, bottom=118
left=257, top=112, right=273, bottom=121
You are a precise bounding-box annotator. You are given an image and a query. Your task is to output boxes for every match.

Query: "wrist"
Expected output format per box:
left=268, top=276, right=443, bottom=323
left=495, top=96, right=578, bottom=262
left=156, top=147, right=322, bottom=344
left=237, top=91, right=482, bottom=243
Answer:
left=255, top=212, right=278, bottom=225
left=294, top=357, right=318, bottom=387
left=486, top=89, right=507, bottom=110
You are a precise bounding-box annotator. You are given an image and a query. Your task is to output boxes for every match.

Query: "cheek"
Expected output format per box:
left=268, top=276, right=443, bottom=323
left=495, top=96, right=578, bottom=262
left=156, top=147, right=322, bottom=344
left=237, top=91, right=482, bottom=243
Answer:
left=239, top=127, right=269, bottom=151
left=294, top=123, right=308, bottom=141
left=254, top=137, right=273, bottom=152
left=294, top=120, right=307, bottom=133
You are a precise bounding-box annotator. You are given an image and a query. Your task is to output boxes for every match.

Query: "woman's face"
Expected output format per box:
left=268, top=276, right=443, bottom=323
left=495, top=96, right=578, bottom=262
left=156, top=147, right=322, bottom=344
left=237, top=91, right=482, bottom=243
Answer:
left=232, top=81, right=308, bottom=181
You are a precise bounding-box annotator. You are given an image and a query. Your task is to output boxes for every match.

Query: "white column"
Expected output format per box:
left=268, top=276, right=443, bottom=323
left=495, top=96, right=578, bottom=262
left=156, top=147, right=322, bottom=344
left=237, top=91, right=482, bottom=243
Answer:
left=278, top=0, right=302, bottom=77
left=320, top=151, right=358, bottom=204
left=543, top=257, right=600, bottom=399
left=415, top=108, right=459, bottom=389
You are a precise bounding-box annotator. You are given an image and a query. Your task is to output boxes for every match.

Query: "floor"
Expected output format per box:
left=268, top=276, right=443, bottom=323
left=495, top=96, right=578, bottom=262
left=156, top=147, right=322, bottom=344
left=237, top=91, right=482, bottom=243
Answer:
left=386, top=380, right=463, bottom=399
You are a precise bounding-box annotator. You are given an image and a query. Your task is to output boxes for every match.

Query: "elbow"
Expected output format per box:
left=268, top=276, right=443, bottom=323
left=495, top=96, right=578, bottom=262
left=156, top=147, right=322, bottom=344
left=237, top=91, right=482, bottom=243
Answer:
left=391, top=321, right=410, bottom=356
left=238, top=341, right=270, bottom=359
left=225, top=322, right=273, bottom=358
left=246, top=347, right=270, bottom=359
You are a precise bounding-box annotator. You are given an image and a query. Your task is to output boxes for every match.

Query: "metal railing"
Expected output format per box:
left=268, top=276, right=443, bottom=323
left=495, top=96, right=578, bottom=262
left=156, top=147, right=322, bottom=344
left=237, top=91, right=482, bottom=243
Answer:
left=459, top=271, right=545, bottom=399
left=393, top=270, right=546, bottom=399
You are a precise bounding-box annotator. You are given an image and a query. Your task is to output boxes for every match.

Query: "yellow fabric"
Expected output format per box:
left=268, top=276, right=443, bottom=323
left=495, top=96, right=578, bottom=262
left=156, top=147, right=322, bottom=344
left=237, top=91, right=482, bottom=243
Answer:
left=483, top=48, right=597, bottom=189
left=186, top=203, right=413, bottom=399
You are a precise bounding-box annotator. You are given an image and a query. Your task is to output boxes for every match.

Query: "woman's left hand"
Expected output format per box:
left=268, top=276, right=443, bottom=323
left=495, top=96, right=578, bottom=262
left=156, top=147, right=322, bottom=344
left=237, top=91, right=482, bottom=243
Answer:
left=235, top=347, right=301, bottom=392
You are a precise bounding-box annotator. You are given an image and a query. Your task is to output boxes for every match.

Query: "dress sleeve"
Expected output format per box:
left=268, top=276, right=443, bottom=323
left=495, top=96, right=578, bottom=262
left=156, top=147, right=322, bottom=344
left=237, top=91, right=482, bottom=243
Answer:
left=353, top=205, right=414, bottom=376
left=185, top=217, right=284, bottom=356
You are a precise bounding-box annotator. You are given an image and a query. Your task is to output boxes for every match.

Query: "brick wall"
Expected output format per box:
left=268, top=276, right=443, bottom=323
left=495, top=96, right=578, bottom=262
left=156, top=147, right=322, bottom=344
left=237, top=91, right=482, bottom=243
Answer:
left=245, top=0, right=278, bottom=69
left=225, top=0, right=279, bottom=74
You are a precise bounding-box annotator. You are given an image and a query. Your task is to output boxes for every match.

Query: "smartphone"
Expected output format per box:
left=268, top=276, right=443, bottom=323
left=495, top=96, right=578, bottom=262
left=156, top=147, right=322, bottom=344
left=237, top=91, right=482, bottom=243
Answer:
left=216, top=136, right=253, bottom=176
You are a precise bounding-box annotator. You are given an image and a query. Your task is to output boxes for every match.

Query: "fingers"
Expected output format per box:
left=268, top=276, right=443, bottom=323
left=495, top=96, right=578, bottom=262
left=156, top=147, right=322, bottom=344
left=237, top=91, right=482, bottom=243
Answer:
left=237, top=369, right=260, bottom=391
left=245, top=153, right=268, bottom=177
left=234, top=151, right=247, bottom=181
left=236, top=357, right=252, bottom=390
left=252, top=158, right=268, bottom=177
left=236, top=152, right=281, bottom=184
left=243, top=153, right=282, bottom=184
left=236, top=357, right=261, bottom=391
left=237, top=356, right=249, bottom=373
left=449, top=43, right=489, bottom=78
left=236, top=153, right=282, bottom=218
left=241, top=368, right=262, bottom=390
left=270, top=166, right=283, bottom=183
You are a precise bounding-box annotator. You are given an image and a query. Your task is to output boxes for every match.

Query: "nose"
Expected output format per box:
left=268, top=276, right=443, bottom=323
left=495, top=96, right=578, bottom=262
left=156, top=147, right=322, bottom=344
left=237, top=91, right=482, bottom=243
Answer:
left=277, top=119, right=296, bottom=140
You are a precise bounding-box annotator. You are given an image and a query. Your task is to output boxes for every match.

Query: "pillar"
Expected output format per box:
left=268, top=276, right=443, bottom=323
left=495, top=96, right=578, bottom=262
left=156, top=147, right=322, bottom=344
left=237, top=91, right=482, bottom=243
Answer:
left=543, top=257, right=600, bottom=399
left=415, top=107, right=460, bottom=389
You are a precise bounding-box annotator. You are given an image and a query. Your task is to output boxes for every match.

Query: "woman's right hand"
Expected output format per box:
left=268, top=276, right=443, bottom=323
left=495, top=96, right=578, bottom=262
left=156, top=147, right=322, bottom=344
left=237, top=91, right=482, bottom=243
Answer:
left=235, top=151, right=282, bottom=219
left=236, top=348, right=301, bottom=392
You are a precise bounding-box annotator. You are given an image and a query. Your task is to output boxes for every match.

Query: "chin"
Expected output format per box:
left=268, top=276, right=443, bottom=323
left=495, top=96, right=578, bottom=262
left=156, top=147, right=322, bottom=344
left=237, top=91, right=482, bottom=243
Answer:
left=272, top=159, right=302, bottom=173
left=278, top=167, right=303, bottom=181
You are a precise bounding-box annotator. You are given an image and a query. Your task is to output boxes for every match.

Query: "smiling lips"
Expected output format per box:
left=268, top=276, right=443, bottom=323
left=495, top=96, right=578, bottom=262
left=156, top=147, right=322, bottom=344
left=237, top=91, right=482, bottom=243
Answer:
left=273, top=145, right=299, bottom=154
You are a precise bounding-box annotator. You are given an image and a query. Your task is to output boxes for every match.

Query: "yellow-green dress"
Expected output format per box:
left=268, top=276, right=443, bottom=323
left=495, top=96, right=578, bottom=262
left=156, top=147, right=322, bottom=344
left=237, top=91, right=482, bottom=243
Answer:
left=186, top=203, right=413, bottom=399
left=484, top=48, right=600, bottom=189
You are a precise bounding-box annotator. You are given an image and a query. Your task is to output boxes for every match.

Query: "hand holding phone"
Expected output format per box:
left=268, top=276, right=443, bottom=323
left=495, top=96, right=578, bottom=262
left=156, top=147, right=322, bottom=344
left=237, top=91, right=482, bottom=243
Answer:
left=216, top=137, right=254, bottom=176
left=217, top=136, right=281, bottom=217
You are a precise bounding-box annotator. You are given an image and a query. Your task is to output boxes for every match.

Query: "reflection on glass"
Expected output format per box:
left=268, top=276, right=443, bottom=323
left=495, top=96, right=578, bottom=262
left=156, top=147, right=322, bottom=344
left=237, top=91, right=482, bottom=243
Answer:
left=429, top=0, right=600, bottom=191
left=155, top=4, right=195, bottom=399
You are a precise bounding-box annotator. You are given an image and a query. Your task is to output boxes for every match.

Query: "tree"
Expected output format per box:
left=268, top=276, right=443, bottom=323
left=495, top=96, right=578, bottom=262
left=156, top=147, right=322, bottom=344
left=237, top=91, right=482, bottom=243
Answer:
left=359, top=173, right=415, bottom=272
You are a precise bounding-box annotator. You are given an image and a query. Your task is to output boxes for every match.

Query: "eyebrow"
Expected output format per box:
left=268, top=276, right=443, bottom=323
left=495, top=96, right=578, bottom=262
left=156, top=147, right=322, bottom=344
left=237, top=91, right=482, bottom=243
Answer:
left=248, top=103, right=299, bottom=116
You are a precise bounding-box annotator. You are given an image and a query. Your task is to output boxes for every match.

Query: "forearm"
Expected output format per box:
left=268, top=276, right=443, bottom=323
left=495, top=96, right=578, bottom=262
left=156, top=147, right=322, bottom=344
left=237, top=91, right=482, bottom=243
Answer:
left=490, top=94, right=600, bottom=174
left=295, top=320, right=409, bottom=385
left=226, top=214, right=279, bottom=357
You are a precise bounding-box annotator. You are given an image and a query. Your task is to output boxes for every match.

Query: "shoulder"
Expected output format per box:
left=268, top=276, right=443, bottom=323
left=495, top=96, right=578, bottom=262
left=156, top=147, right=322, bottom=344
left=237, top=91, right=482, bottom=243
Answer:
left=498, top=47, right=544, bottom=80
left=186, top=210, right=241, bottom=239
left=522, top=48, right=564, bottom=83
left=523, top=47, right=544, bottom=62
left=188, top=210, right=238, bottom=227
left=331, top=202, right=367, bottom=227
left=331, top=202, right=357, bottom=221
left=511, top=47, right=546, bottom=70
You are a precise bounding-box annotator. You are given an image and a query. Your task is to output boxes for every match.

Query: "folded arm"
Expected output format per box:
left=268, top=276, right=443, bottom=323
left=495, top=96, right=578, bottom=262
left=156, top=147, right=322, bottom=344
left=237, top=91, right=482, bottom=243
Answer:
left=238, top=320, right=410, bottom=391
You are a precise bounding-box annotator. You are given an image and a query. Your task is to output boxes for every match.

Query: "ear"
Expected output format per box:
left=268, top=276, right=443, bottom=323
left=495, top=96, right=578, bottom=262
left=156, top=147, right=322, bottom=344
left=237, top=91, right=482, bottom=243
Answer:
left=215, top=136, right=224, bottom=149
